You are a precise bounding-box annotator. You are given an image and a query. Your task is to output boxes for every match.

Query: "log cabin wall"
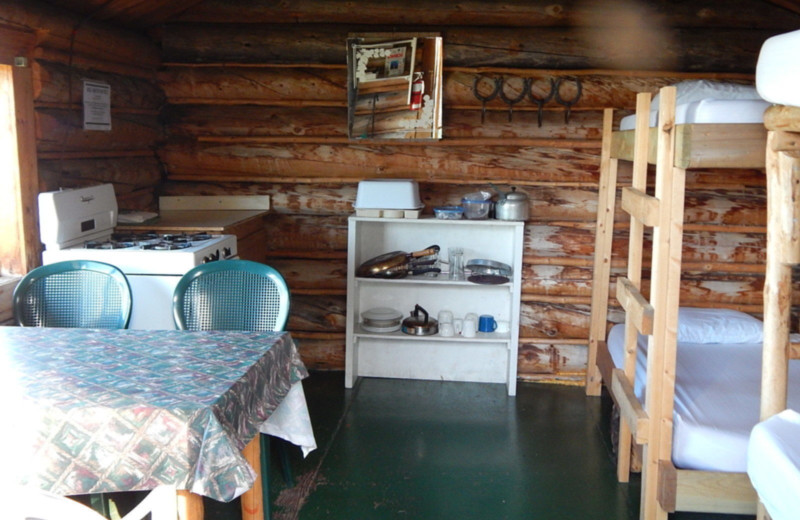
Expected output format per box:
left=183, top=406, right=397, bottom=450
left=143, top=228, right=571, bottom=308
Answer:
left=152, top=1, right=800, bottom=382
left=12, top=1, right=800, bottom=382
left=4, top=0, right=164, bottom=218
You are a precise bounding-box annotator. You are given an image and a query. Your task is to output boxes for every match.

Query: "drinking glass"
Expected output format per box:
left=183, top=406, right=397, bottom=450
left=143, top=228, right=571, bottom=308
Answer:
left=448, top=247, right=465, bottom=280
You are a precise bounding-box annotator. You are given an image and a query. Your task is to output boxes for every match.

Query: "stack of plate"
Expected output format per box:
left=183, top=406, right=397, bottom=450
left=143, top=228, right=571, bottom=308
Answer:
left=360, top=307, right=403, bottom=332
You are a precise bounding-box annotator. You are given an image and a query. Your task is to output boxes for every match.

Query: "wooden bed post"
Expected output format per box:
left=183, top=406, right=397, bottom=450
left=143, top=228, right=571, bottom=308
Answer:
left=761, top=130, right=798, bottom=419
left=757, top=108, right=800, bottom=520
left=586, top=108, right=617, bottom=396
left=640, top=86, right=684, bottom=520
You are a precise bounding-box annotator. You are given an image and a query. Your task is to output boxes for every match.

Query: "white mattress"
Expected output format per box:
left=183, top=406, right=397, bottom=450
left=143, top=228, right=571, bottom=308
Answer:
left=607, top=324, right=800, bottom=472
left=619, top=98, right=769, bottom=130
left=747, top=409, right=800, bottom=520
left=619, top=80, right=768, bottom=130
left=756, top=29, right=800, bottom=107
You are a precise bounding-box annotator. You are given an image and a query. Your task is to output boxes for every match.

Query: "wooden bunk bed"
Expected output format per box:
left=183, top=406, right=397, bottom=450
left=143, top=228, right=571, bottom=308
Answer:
left=585, top=85, right=772, bottom=520
left=747, top=104, right=800, bottom=520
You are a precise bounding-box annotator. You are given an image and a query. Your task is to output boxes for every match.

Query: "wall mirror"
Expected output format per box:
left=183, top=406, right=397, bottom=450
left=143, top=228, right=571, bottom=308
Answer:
left=347, top=33, right=443, bottom=140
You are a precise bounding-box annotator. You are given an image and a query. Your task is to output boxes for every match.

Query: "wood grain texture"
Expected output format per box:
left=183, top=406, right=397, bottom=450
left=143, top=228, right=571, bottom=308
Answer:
left=33, top=60, right=165, bottom=109
left=171, top=0, right=800, bottom=31
left=3, top=0, right=160, bottom=70
left=160, top=22, right=779, bottom=72
left=35, top=109, right=161, bottom=153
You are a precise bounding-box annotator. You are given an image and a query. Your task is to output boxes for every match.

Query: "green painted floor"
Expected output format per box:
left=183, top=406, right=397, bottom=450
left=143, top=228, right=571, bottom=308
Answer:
left=205, top=371, right=755, bottom=520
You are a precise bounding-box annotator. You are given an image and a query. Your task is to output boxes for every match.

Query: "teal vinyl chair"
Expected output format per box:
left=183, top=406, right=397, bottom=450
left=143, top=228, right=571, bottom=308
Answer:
left=13, top=260, right=132, bottom=329
left=172, top=259, right=290, bottom=333
left=13, top=259, right=132, bottom=516
left=172, top=260, right=293, bottom=516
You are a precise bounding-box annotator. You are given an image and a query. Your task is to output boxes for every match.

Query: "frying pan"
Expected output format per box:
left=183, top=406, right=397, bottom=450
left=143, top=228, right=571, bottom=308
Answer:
left=357, top=245, right=440, bottom=278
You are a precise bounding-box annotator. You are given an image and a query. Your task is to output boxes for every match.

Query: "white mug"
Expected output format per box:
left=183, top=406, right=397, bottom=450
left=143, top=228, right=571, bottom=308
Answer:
left=438, top=310, right=453, bottom=324
left=439, top=322, right=455, bottom=337
left=464, top=313, right=478, bottom=327
left=453, top=318, right=464, bottom=335
left=462, top=319, right=477, bottom=338
left=496, top=320, right=510, bottom=333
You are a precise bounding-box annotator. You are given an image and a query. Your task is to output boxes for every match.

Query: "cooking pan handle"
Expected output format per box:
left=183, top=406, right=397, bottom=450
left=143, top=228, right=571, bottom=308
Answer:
left=410, top=245, right=440, bottom=258
left=412, top=304, right=429, bottom=324
left=409, top=267, right=441, bottom=276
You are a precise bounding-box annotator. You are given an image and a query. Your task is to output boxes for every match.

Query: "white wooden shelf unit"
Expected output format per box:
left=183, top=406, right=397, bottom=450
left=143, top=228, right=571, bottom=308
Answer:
left=345, top=216, right=524, bottom=396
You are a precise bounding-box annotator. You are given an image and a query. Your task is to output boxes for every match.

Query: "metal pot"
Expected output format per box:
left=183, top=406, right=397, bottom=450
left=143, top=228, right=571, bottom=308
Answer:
left=495, top=186, right=529, bottom=221
left=401, top=304, right=439, bottom=336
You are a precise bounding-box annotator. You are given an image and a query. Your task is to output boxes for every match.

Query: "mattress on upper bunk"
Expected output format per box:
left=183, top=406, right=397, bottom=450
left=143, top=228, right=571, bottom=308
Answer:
left=756, top=29, right=800, bottom=108
left=747, top=409, right=800, bottom=520
left=619, top=80, right=770, bottom=131
left=607, top=308, right=800, bottom=473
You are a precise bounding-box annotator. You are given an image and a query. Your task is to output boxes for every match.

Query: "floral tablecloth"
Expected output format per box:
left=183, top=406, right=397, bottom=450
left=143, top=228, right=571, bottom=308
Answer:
left=0, top=327, right=310, bottom=502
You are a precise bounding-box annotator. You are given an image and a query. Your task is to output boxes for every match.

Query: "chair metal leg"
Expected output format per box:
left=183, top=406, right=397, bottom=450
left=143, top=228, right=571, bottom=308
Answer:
left=276, top=438, right=294, bottom=488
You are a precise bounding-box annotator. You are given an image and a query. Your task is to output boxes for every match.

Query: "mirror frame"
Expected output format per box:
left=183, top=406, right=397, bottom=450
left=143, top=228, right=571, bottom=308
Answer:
left=347, top=33, right=443, bottom=140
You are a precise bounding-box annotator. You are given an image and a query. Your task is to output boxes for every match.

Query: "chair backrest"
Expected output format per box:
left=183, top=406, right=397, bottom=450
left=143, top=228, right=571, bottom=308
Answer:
left=13, top=260, right=132, bottom=329
left=172, top=259, right=290, bottom=332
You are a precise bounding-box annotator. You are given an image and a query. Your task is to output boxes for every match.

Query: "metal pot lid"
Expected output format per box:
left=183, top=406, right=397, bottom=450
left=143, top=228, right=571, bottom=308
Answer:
left=466, top=259, right=512, bottom=276
left=505, top=188, right=528, bottom=201
left=361, top=307, right=403, bottom=321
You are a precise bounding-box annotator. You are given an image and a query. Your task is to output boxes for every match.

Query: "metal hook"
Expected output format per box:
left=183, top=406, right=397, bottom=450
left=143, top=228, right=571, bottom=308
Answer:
left=554, top=77, right=582, bottom=124
left=472, top=76, right=502, bottom=124
left=498, top=77, right=529, bottom=122
left=527, top=77, right=556, bottom=128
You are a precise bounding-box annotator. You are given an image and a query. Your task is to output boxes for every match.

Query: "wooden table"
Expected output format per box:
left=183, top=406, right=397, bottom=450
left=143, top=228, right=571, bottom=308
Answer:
left=1, top=327, right=311, bottom=520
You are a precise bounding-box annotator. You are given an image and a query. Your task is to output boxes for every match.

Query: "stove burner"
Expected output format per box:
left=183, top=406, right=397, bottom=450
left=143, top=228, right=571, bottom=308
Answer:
left=142, top=241, right=192, bottom=251
left=189, top=233, right=213, bottom=241
left=112, top=232, right=159, bottom=243
left=85, top=240, right=136, bottom=249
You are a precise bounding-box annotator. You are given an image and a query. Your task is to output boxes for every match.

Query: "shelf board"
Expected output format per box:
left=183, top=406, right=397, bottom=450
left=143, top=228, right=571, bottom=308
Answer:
left=355, top=327, right=511, bottom=343
left=355, top=276, right=511, bottom=287
left=350, top=216, right=524, bottom=227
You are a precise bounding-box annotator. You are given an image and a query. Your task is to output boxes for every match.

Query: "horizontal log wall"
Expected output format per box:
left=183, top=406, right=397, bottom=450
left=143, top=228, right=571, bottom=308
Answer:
left=154, top=1, right=799, bottom=382
left=10, top=0, right=165, bottom=226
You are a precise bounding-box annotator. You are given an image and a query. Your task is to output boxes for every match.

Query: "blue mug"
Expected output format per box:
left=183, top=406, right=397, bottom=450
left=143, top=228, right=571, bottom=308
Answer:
left=478, top=315, right=497, bottom=333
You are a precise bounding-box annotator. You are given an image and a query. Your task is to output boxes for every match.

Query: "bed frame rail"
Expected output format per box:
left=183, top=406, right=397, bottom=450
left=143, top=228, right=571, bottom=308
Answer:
left=610, top=124, right=767, bottom=169
left=657, top=461, right=758, bottom=515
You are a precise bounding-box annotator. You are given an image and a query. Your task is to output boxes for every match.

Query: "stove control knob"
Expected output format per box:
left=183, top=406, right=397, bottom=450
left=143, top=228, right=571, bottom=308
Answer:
left=203, top=250, right=220, bottom=263
left=223, top=247, right=232, bottom=258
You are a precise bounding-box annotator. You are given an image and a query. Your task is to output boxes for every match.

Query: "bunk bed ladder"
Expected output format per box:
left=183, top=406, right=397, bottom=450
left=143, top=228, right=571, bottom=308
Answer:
left=598, top=87, right=687, bottom=520
left=614, top=91, right=655, bottom=486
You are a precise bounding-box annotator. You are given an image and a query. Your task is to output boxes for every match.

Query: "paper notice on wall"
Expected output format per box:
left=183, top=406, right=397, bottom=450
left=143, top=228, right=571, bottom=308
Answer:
left=83, top=80, right=111, bottom=131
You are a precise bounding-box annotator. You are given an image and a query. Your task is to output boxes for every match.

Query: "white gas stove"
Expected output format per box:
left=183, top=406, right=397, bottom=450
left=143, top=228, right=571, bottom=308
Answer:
left=38, top=184, right=238, bottom=329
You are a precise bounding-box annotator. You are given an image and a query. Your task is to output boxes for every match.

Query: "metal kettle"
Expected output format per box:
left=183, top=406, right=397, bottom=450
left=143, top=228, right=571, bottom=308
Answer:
left=495, top=186, right=529, bottom=221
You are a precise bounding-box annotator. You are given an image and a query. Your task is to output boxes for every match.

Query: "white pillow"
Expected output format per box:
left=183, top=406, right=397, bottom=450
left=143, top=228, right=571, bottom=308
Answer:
left=678, top=307, right=763, bottom=344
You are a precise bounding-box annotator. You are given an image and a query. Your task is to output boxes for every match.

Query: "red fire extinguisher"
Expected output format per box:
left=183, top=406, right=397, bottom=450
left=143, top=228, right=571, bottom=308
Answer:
left=410, top=73, right=424, bottom=111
